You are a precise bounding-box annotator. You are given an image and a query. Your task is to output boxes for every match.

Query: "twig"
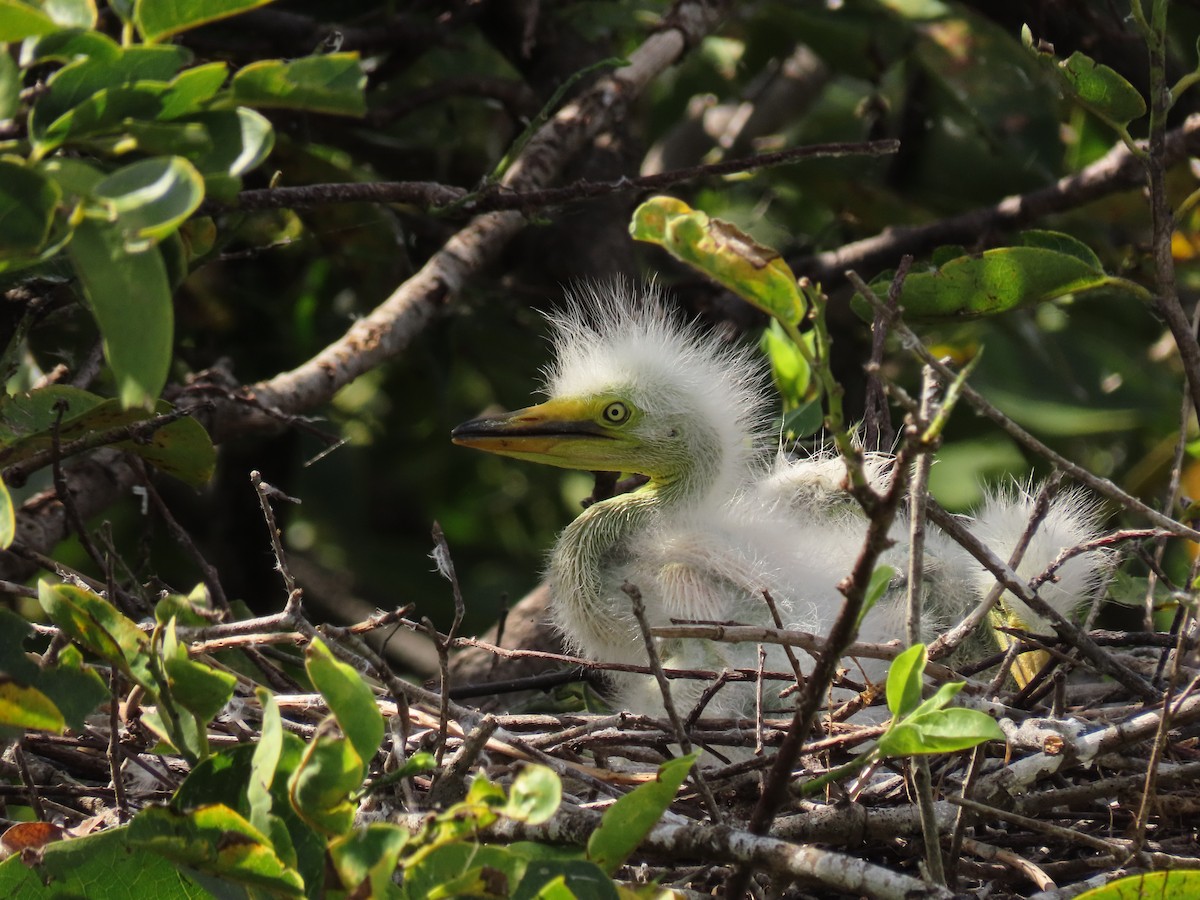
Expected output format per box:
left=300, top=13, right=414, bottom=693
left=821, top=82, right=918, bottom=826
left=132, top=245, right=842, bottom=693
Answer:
left=1, top=405, right=204, bottom=486
left=49, top=402, right=108, bottom=593
left=848, top=269, right=1200, bottom=543
left=798, top=113, right=1200, bottom=287
left=138, top=467, right=230, bottom=613
left=436, top=803, right=956, bottom=900
left=623, top=582, right=722, bottom=821
left=250, top=470, right=302, bottom=598
left=108, top=668, right=129, bottom=822
left=727, top=439, right=915, bottom=898
left=926, top=500, right=1159, bottom=702
left=13, top=743, right=45, bottom=821
left=429, top=523, right=467, bottom=764
left=862, top=255, right=911, bottom=451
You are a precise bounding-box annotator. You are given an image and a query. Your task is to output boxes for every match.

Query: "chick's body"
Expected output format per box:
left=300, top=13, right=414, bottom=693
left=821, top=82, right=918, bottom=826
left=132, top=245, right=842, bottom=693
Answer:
left=453, top=283, right=1108, bottom=720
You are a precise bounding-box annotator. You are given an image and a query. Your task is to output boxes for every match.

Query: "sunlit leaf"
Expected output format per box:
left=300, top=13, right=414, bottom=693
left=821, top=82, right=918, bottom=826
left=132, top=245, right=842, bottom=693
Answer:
left=587, top=753, right=695, bottom=875
left=67, top=219, right=173, bottom=408
left=878, top=707, right=1004, bottom=756
left=854, top=235, right=1132, bottom=321
left=0, top=477, right=12, bottom=551
left=288, top=728, right=362, bottom=836
left=505, top=765, right=562, bottom=825
left=38, top=580, right=154, bottom=689
left=129, top=804, right=305, bottom=896
left=0, top=0, right=58, bottom=40
left=329, top=824, right=408, bottom=899
left=232, top=52, right=367, bottom=116
left=92, top=156, right=205, bottom=251
left=1057, top=51, right=1146, bottom=127
left=630, top=196, right=805, bottom=325
left=134, top=0, right=278, bottom=42
left=0, top=681, right=65, bottom=733
left=0, top=162, right=61, bottom=259
left=1076, top=871, right=1200, bottom=900
left=886, top=643, right=926, bottom=719
left=305, top=637, right=383, bottom=767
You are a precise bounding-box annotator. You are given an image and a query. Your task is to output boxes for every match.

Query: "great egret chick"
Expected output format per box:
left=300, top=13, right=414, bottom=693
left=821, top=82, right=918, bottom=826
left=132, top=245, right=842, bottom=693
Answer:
left=452, top=282, right=1108, bottom=720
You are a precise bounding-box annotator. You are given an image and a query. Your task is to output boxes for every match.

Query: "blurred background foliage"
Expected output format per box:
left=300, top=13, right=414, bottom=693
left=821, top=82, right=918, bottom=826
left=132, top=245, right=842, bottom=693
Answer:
left=10, top=0, right=1200, bottom=676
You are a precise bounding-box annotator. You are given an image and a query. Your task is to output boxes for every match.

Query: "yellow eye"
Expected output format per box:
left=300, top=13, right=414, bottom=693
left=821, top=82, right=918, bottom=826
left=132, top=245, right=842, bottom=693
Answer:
left=602, top=401, right=630, bottom=424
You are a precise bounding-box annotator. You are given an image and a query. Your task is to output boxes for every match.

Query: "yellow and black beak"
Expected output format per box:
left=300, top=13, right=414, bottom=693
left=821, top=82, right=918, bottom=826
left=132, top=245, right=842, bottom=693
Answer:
left=451, top=398, right=611, bottom=469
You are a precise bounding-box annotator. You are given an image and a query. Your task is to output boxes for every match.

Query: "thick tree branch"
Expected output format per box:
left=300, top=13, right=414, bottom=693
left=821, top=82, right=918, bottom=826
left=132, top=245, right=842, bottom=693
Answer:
left=209, top=0, right=730, bottom=441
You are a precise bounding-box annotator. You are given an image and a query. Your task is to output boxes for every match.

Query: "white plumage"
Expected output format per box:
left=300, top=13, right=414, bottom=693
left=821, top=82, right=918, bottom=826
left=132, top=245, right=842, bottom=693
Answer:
left=453, top=282, right=1109, bottom=720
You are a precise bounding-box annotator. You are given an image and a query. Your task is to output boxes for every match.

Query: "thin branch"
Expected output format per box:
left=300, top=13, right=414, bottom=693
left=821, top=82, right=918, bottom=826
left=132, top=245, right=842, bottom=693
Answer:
left=623, top=581, right=722, bottom=821
left=798, top=113, right=1200, bottom=287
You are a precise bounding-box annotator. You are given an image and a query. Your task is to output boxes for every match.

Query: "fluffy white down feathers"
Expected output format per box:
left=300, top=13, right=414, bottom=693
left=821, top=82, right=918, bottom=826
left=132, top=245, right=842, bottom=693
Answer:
left=528, top=283, right=1109, bottom=718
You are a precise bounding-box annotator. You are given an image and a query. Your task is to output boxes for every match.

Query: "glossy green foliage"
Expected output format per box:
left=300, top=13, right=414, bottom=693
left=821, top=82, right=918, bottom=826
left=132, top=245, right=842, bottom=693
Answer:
left=2, top=3, right=361, bottom=409
left=37, top=581, right=237, bottom=763
left=1024, top=26, right=1147, bottom=129
left=878, top=645, right=1004, bottom=757
left=854, top=231, right=1141, bottom=321
left=1076, top=871, right=1200, bottom=899
left=587, top=754, right=696, bottom=875
left=631, top=196, right=806, bottom=325
left=0, top=386, right=215, bottom=486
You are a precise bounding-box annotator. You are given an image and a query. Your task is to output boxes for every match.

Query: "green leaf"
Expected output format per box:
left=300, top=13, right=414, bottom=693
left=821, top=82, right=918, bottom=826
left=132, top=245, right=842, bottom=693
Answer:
left=0, top=389, right=214, bottom=486
left=1019, top=229, right=1103, bottom=269
left=906, top=679, right=965, bottom=719
left=329, top=823, right=408, bottom=899
left=402, top=844, right=525, bottom=900
left=0, top=825, right=205, bottom=898
left=504, top=765, right=562, bottom=825
left=171, top=737, right=325, bottom=891
left=42, top=582, right=145, bottom=675
left=0, top=682, right=66, bottom=733
left=305, top=637, right=383, bottom=766
left=885, top=643, right=926, bottom=718
left=855, top=240, right=1128, bottom=321
left=878, top=707, right=1004, bottom=756
left=1057, top=51, right=1146, bottom=127
left=248, top=688, right=283, bottom=834
left=67, top=219, right=173, bottom=408
left=0, top=385, right=104, bottom=447
left=135, top=0, right=278, bottom=42
left=38, top=581, right=153, bottom=689
left=780, top=398, right=823, bottom=438
left=159, top=61, right=229, bottom=118
left=587, top=753, right=695, bottom=875
left=1076, top=871, right=1200, bottom=900
left=0, top=477, right=12, bottom=550
left=761, top=319, right=813, bottom=407
left=129, top=804, right=306, bottom=896
left=162, top=620, right=237, bottom=726
left=0, top=0, right=58, bottom=40
left=92, top=156, right=205, bottom=251
left=630, top=196, right=805, bottom=325
left=182, top=108, right=274, bottom=176
left=0, top=610, right=105, bottom=736
left=513, top=860, right=620, bottom=900
left=0, top=163, right=61, bottom=260
left=20, top=28, right=121, bottom=64
left=288, top=728, right=362, bottom=836
left=32, top=644, right=108, bottom=732
left=232, top=52, right=367, bottom=116
left=858, top=564, right=896, bottom=629
left=0, top=43, right=18, bottom=119
left=28, top=44, right=194, bottom=156
left=43, top=0, right=96, bottom=28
